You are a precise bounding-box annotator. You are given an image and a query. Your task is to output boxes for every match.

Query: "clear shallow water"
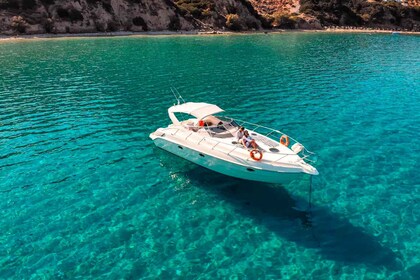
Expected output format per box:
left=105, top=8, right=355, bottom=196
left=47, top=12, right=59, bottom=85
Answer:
left=0, top=33, right=419, bottom=279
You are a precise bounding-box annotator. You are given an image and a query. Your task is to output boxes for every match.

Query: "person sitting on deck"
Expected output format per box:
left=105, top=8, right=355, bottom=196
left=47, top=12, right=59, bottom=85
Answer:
left=241, top=130, right=258, bottom=149
left=236, top=126, right=245, bottom=141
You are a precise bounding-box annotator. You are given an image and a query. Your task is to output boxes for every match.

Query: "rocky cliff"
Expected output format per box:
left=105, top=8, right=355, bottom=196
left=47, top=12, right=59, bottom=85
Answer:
left=300, top=0, right=420, bottom=30
left=0, top=0, right=419, bottom=35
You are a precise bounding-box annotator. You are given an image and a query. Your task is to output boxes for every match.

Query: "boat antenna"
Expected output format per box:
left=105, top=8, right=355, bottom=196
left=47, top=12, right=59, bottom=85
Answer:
left=170, top=88, right=180, bottom=105
left=174, top=88, right=186, bottom=104
left=170, top=87, right=186, bottom=105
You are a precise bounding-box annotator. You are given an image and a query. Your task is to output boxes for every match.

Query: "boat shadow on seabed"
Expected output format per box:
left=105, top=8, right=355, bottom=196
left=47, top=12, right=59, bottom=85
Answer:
left=177, top=165, right=402, bottom=271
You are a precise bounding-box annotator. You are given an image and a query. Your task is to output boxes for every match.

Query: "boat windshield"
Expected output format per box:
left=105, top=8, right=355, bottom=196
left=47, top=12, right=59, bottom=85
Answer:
left=202, top=115, right=238, bottom=138
left=180, top=115, right=239, bottom=138
left=217, top=116, right=239, bottom=127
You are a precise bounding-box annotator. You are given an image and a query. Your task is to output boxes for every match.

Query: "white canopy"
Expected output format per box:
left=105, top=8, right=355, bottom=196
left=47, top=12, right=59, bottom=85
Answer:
left=168, top=102, right=224, bottom=124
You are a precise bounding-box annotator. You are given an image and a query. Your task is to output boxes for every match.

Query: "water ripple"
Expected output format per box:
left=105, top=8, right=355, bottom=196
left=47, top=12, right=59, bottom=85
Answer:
left=0, top=33, right=419, bottom=279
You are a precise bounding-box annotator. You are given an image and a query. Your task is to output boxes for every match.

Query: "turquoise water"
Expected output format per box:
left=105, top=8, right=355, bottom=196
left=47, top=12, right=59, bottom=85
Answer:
left=0, top=33, right=419, bottom=279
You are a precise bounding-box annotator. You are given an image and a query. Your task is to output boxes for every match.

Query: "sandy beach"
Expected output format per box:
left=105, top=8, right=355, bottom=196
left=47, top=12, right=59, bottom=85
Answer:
left=0, top=28, right=419, bottom=42
left=0, top=30, right=204, bottom=42
left=322, top=27, right=420, bottom=35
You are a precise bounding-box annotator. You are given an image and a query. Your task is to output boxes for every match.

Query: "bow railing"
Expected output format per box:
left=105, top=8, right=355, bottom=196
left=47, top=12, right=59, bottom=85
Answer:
left=227, top=117, right=317, bottom=164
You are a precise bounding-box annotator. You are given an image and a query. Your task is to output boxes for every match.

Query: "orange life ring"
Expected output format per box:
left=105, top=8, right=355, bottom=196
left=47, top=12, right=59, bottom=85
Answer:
left=250, top=149, right=263, bottom=161
left=280, top=135, right=290, bottom=146
left=198, top=120, right=204, bottom=127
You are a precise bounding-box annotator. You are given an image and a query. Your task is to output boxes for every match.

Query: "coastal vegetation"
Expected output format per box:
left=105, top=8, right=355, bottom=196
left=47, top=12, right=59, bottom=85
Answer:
left=174, top=0, right=215, bottom=18
left=300, top=0, right=420, bottom=29
left=225, top=14, right=243, bottom=31
left=0, top=0, right=418, bottom=35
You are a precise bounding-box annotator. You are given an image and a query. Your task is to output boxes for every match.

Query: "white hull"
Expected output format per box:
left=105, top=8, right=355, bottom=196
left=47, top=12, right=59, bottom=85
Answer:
left=153, top=137, right=307, bottom=184
left=150, top=101, right=318, bottom=184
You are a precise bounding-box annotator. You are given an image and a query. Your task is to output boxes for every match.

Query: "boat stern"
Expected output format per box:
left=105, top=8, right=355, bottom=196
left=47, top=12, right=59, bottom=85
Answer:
left=149, top=129, right=165, bottom=141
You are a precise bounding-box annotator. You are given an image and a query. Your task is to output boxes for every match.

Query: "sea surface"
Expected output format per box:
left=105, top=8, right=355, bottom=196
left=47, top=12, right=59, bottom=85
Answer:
left=0, top=33, right=419, bottom=279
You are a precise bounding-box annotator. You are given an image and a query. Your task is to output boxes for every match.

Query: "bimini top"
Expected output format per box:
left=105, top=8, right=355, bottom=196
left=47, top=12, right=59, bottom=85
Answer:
left=168, top=102, right=224, bottom=124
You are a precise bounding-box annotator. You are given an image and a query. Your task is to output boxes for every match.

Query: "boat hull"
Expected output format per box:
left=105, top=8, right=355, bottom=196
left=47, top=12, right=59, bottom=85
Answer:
left=152, top=137, right=308, bottom=184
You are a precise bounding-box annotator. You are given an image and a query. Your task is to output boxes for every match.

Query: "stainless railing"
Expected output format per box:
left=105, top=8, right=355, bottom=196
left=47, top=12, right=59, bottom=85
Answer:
left=169, top=117, right=316, bottom=165
left=230, top=118, right=317, bottom=164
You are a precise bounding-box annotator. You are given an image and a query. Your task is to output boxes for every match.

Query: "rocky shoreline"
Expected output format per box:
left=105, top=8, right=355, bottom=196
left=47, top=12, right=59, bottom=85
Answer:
left=1, top=28, right=418, bottom=42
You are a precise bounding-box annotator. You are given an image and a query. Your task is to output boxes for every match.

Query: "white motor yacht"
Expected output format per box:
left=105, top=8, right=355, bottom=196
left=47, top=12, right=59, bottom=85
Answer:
left=149, top=101, right=318, bottom=184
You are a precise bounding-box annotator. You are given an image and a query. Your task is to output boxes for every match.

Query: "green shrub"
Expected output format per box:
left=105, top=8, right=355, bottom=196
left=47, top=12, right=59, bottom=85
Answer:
left=174, top=0, right=214, bottom=19
left=299, top=1, right=315, bottom=15
left=201, top=8, right=212, bottom=17
left=11, top=15, right=27, bottom=33
left=225, top=13, right=242, bottom=31
left=273, top=13, right=297, bottom=29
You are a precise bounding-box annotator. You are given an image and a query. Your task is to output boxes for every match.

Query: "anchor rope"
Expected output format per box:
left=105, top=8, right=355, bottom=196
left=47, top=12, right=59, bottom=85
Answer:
left=308, top=175, right=313, bottom=209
